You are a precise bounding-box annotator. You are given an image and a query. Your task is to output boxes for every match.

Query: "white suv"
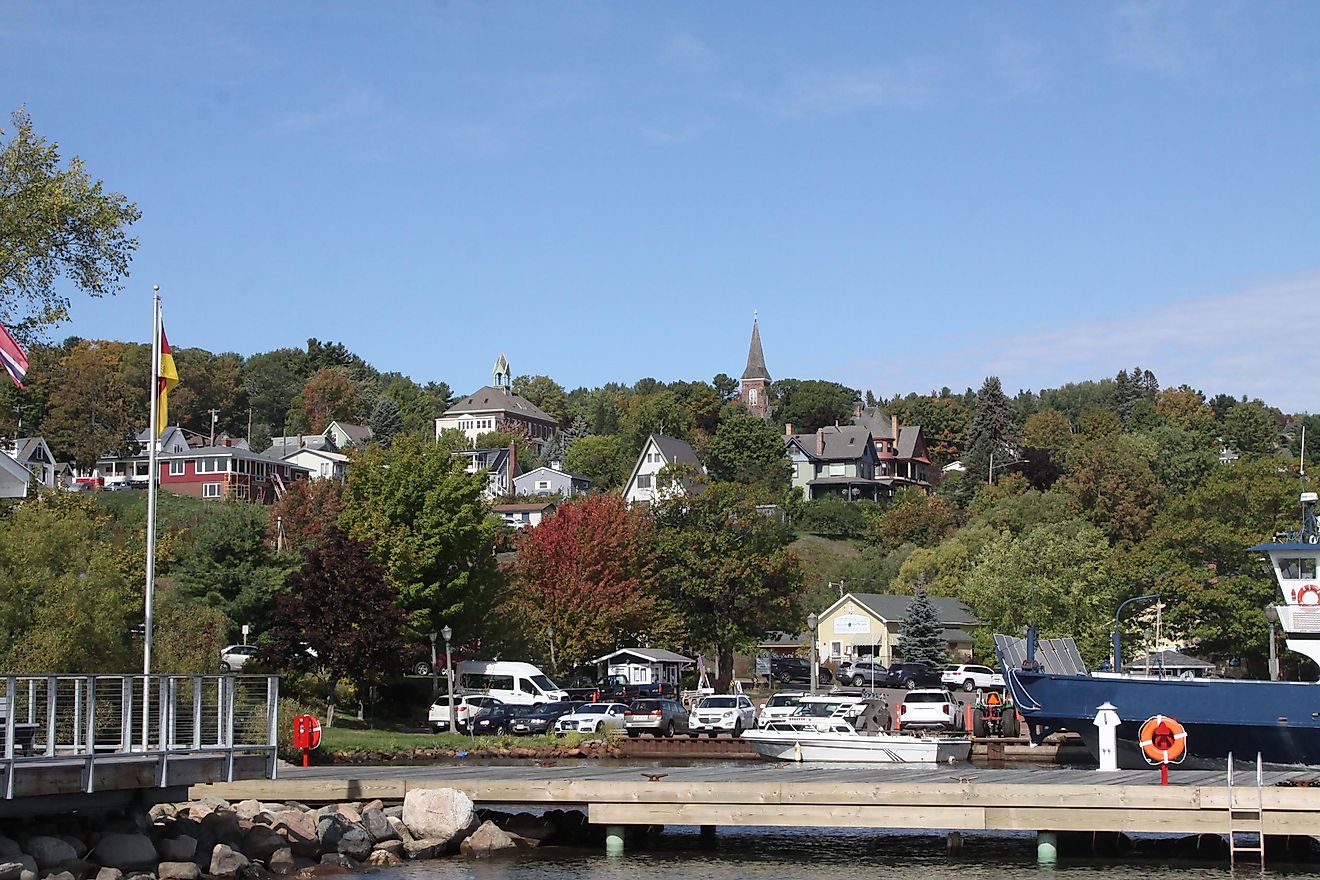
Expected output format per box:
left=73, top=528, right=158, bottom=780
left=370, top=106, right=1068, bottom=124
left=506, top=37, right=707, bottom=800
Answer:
left=897, top=689, right=962, bottom=731
left=688, top=694, right=756, bottom=737
left=941, top=664, right=1004, bottom=693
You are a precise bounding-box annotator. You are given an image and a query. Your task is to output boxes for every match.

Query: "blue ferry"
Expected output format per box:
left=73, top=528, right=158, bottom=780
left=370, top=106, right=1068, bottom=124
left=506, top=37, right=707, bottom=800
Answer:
left=995, top=492, right=1320, bottom=769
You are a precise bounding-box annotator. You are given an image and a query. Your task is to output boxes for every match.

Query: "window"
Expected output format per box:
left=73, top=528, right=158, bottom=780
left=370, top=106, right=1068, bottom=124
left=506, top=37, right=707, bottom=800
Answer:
left=1280, top=558, right=1318, bottom=580
left=169, top=459, right=184, bottom=476
left=202, top=483, right=222, bottom=499
left=521, top=512, right=531, bottom=523
left=748, top=388, right=758, bottom=406
left=321, top=464, right=330, bottom=476
left=828, top=462, right=845, bottom=477
left=197, top=457, right=227, bottom=474
left=637, top=474, right=652, bottom=489
left=536, top=480, right=550, bottom=490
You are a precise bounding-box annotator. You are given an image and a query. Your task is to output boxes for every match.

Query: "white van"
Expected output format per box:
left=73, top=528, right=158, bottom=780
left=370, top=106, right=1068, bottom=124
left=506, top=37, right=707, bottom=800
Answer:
left=455, top=660, right=568, bottom=707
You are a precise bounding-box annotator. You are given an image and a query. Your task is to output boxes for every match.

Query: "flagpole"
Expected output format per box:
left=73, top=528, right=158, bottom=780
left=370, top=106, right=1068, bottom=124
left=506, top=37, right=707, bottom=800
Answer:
left=143, top=287, right=161, bottom=748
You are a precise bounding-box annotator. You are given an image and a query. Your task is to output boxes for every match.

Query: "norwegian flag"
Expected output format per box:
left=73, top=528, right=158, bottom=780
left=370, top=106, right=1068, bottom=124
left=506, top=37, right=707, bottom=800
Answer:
left=0, top=324, right=28, bottom=389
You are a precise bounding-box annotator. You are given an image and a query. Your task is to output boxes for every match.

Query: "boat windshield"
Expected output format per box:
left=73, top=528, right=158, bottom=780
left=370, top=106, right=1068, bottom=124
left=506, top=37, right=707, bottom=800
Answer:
left=791, top=701, right=850, bottom=718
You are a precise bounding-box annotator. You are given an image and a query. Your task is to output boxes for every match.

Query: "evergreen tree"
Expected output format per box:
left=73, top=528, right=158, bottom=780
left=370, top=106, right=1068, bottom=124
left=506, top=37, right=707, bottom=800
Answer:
left=963, top=376, right=1020, bottom=489
left=899, top=589, right=948, bottom=666
left=368, top=395, right=403, bottom=448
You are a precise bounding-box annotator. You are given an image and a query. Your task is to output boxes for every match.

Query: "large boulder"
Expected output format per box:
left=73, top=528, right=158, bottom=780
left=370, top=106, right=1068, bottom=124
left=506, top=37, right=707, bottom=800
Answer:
left=208, top=844, right=249, bottom=880
left=233, top=801, right=264, bottom=822
left=401, top=789, right=476, bottom=846
left=24, top=837, right=77, bottom=870
left=332, top=827, right=369, bottom=862
left=92, top=867, right=120, bottom=880
left=157, top=863, right=200, bottom=880
left=201, top=812, right=243, bottom=849
left=401, top=839, right=443, bottom=861
left=270, top=813, right=318, bottom=858
left=459, top=822, right=517, bottom=860
left=158, top=837, right=197, bottom=863
left=242, top=827, right=286, bottom=864
left=267, top=848, right=295, bottom=876
left=359, top=809, right=396, bottom=845
left=363, top=851, right=400, bottom=868
left=0, top=839, right=20, bottom=859
left=90, top=834, right=156, bottom=872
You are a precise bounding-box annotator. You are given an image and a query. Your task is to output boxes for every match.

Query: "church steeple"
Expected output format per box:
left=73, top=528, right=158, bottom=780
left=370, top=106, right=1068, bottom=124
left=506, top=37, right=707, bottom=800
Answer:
left=739, top=313, right=771, bottom=418
left=492, top=353, right=511, bottom=390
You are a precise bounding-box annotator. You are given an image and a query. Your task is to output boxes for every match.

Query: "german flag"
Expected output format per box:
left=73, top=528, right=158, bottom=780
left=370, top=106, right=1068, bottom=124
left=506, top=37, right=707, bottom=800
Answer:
left=156, top=326, right=179, bottom=437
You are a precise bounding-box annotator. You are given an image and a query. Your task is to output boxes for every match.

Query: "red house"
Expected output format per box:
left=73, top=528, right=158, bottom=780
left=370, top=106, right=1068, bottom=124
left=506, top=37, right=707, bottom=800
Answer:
left=157, top=446, right=310, bottom=502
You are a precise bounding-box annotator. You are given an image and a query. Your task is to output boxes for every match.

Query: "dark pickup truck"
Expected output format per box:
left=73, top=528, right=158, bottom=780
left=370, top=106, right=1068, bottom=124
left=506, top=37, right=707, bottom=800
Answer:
left=559, top=674, right=668, bottom=702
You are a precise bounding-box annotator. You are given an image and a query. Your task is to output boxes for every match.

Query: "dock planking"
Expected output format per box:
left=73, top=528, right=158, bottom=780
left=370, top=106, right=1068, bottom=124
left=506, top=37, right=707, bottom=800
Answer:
left=194, top=761, right=1320, bottom=836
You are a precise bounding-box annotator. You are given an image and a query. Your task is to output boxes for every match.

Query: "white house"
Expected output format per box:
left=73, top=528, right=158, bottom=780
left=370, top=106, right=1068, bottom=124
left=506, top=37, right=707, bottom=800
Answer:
left=592, top=648, right=693, bottom=694
left=513, top=465, right=591, bottom=498
left=0, top=449, right=31, bottom=498
left=280, top=447, right=350, bottom=483
left=7, top=437, right=57, bottom=489
left=622, top=434, right=706, bottom=507
left=492, top=500, right=557, bottom=530
left=435, top=354, right=558, bottom=454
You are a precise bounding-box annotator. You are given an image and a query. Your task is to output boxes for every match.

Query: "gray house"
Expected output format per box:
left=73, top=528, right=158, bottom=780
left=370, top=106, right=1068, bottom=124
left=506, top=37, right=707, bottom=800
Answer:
left=784, top=425, right=887, bottom=501
left=514, top=466, right=591, bottom=498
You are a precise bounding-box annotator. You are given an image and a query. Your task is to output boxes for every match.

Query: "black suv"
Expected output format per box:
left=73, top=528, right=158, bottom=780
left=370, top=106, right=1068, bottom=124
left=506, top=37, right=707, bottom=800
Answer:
left=768, top=656, right=834, bottom=686
left=881, top=662, right=943, bottom=689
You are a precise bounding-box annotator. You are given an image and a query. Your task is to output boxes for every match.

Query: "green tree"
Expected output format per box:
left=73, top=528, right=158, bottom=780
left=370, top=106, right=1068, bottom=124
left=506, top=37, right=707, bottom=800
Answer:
left=773, top=379, right=858, bottom=434
left=868, top=491, right=960, bottom=552
left=712, top=373, right=738, bottom=401
left=169, top=348, right=248, bottom=438
left=1156, top=386, right=1215, bottom=436
left=1289, top=414, right=1320, bottom=465
left=174, top=502, right=289, bottom=636
left=564, top=434, right=633, bottom=491
left=41, top=340, right=144, bottom=466
left=340, top=436, right=503, bottom=641
left=1079, top=407, right=1123, bottom=437
left=963, top=376, right=1020, bottom=488
left=706, top=409, right=790, bottom=493
left=901, top=395, right=972, bottom=465
left=287, top=366, right=360, bottom=434
left=0, top=108, right=141, bottom=336
left=794, top=497, right=876, bottom=539
left=1223, top=400, right=1278, bottom=455
left=898, top=589, right=949, bottom=666
left=652, top=487, right=802, bottom=690
left=368, top=395, right=403, bottom=448
left=617, top=391, right=695, bottom=451
left=1058, top=434, right=1162, bottom=544
left=512, top=374, right=569, bottom=425
left=243, top=348, right=310, bottom=434
left=1022, top=408, right=1073, bottom=452
left=1143, top=424, right=1216, bottom=495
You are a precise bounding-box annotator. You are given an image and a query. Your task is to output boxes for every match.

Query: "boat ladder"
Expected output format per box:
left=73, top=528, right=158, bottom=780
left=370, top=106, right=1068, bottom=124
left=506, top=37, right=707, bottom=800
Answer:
left=1226, top=751, right=1265, bottom=868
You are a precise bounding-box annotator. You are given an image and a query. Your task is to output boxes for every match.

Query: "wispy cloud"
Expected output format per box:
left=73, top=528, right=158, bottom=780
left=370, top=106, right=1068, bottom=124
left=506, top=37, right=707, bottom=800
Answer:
left=841, top=270, right=1320, bottom=411
left=772, top=65, right=938, bottom=119
left=641, top=118, right=717, bottom=145
left=663, top=33, right=716, bottom=76
left=278, top=87, right=379, bottom=132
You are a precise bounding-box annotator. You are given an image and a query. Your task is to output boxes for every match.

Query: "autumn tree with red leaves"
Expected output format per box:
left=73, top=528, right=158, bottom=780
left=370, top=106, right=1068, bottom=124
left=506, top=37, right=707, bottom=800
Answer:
left=268, top=477, right=345, bottom=555
left=509, top=494, right=662, bottom=670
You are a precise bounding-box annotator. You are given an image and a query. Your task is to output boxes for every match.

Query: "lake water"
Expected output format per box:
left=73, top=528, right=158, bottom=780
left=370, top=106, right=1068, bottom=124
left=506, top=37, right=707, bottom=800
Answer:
left=378, top=825, right=1320, bottom=879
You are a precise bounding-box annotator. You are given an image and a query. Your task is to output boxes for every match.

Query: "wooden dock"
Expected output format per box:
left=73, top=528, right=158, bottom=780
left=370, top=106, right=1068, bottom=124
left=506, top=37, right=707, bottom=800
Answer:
left=194, top=761, right=1320, bottom=837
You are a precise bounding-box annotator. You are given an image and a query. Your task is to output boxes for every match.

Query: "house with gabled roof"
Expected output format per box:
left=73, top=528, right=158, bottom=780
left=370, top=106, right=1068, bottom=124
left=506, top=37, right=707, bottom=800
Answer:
left=812, top=592, right=981, bottom=666
left=7, top=436, right=57, bottom=489
left=279, top=446, right=350, bottom=483
left=852, top=405, right=934, bottom=494
left=622, top=434, right=706, bottom=507
left=0, top=448, right=31, bottom=498
left=514, top=465, right=591, bottom=498
left=784, top=424, right=886, bottom=502
left=436, top=354, right=558, bottom=454
left=324, top=421, right=372, bottom=451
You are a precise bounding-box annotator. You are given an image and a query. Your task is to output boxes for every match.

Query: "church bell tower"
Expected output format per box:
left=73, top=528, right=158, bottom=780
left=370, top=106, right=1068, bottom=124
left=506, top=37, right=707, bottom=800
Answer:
left=740, top=314, right=771, bottom=419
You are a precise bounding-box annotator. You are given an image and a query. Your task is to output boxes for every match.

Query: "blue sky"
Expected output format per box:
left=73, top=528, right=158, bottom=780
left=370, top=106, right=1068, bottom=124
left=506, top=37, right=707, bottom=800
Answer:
left=4, top=2, right=1318, bottom=409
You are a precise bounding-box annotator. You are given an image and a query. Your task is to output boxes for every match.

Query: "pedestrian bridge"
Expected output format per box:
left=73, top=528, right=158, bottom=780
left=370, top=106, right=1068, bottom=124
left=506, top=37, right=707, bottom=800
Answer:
left=1, top=673, right=279, bottom=816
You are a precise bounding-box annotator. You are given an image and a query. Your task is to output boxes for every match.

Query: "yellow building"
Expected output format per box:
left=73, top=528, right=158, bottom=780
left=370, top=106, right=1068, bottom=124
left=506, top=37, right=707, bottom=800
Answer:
left=814, top=592, right=981, bottom=666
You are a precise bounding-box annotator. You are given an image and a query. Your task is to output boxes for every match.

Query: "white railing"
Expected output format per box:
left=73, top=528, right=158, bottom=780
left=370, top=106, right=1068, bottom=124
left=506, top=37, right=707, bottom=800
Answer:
left=0, top=674, right=279, bottom=798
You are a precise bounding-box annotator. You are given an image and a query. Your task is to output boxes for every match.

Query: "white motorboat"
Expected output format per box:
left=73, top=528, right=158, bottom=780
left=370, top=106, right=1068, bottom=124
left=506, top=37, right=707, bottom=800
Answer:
left=743, top=695, right=972, bottom=764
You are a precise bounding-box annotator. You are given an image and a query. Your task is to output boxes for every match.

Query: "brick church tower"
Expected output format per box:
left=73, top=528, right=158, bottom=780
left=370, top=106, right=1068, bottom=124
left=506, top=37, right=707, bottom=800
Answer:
left=740, top=314, right=771, bottom=419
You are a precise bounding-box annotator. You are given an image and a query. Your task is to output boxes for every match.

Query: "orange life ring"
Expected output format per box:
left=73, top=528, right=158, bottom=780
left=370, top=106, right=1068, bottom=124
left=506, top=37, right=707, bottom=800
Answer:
left=1138, top=715, right=1187, bottom=764
left=1297, top=584, right=1320, bottom=606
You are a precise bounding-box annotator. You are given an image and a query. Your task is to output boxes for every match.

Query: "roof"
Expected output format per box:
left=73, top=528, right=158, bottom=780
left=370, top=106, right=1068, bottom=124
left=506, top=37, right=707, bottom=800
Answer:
left=159, top=445, right=312, bottom=472
left=281, top=448, right=349, bottom=464
left=896, top=426, right=927, bottom=461
left=269, top=435, right=332, bottom=453
left=442, top=386, right=557, bottom=424
left=0, top=449, right=29, bottom=487
left=515, top=465, right=592, bottom=484
left=853, top=405, right=895, bottom=440
left=741, top=318, right=771, bottom=382
left=492, top=502, right=556, bottom=513
left=807, top=475, right=887, bottom=487
left=592, top=648, right=695, bottom=665
left=786, top=425, right=874, bottom=462
left=650, top=434, right=703, bottom=469
left=327, top=421, right=373, bottom=446
left=9, top=436, right=51, bottom=463
left=758, top=631, right=806, bottom=647
left=941, top=628, right=975, bottom=643
left=1126, top=649, right=1215, bottom=671
left=821, top=592, right=983, bottom=627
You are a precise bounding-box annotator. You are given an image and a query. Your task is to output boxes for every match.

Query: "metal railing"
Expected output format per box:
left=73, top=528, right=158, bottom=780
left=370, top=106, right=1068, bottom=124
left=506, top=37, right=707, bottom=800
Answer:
left=0, top=674, right=279, bottom=798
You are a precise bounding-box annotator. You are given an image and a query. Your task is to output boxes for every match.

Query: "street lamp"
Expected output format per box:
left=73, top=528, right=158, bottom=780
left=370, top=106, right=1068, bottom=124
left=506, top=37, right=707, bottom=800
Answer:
left=806, top=613, right=819, bottom=692
left=441, top=625, right=454, bottom=732
left=428, top=631, right=439, bottom=694
left=1112, top=595, right=1159, bottom=674
left=988, top=450, right=1026, bottom=484
left=547, top=625, right=557, bottom=675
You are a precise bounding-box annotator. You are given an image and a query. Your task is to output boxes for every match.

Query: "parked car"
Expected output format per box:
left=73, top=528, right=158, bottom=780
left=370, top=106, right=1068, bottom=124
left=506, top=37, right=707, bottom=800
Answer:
left=555, top=702, right=630, bottom=734
left=767, top=657, right=834, bottom=687
left=560, top=674, right=664, bottom=702
left=942, top=664, right=1005, bottom=693
left=623, top=699, right=690, bottom=738
left=469, top=703, right=533, bottom=735
left=219, top=644, right=259, bottom=672
left=427, top=694, right=503, bottom=733
left=688, top=694, right=757, bottom=737
left=508, top=702, right=583, bottom=736
left=757, top=692, right=804, bottom=727
left=897, top=688, right=962, bottom=731
left=880, top=662, right=944, bottom=689
left=843, top=661, right=887, bottom=688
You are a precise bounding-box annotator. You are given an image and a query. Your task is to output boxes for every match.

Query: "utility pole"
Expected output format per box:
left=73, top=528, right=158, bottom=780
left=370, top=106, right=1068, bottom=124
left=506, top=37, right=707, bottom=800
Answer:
left=208, top=409, right=220, bottom=445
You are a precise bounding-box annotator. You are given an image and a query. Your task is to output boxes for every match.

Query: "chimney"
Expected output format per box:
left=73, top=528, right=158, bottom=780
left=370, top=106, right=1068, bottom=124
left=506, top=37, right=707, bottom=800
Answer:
left=891, top=414, right=899, bottom=440
left=297, top=434, right=303, bottom=449
left=854, top=401, right=863, bottom=417
left=816, top=428, right=825, bottom=456
left=785, top=423, right=793, bottom=437
left=550, top=459, right=562, bottom=472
